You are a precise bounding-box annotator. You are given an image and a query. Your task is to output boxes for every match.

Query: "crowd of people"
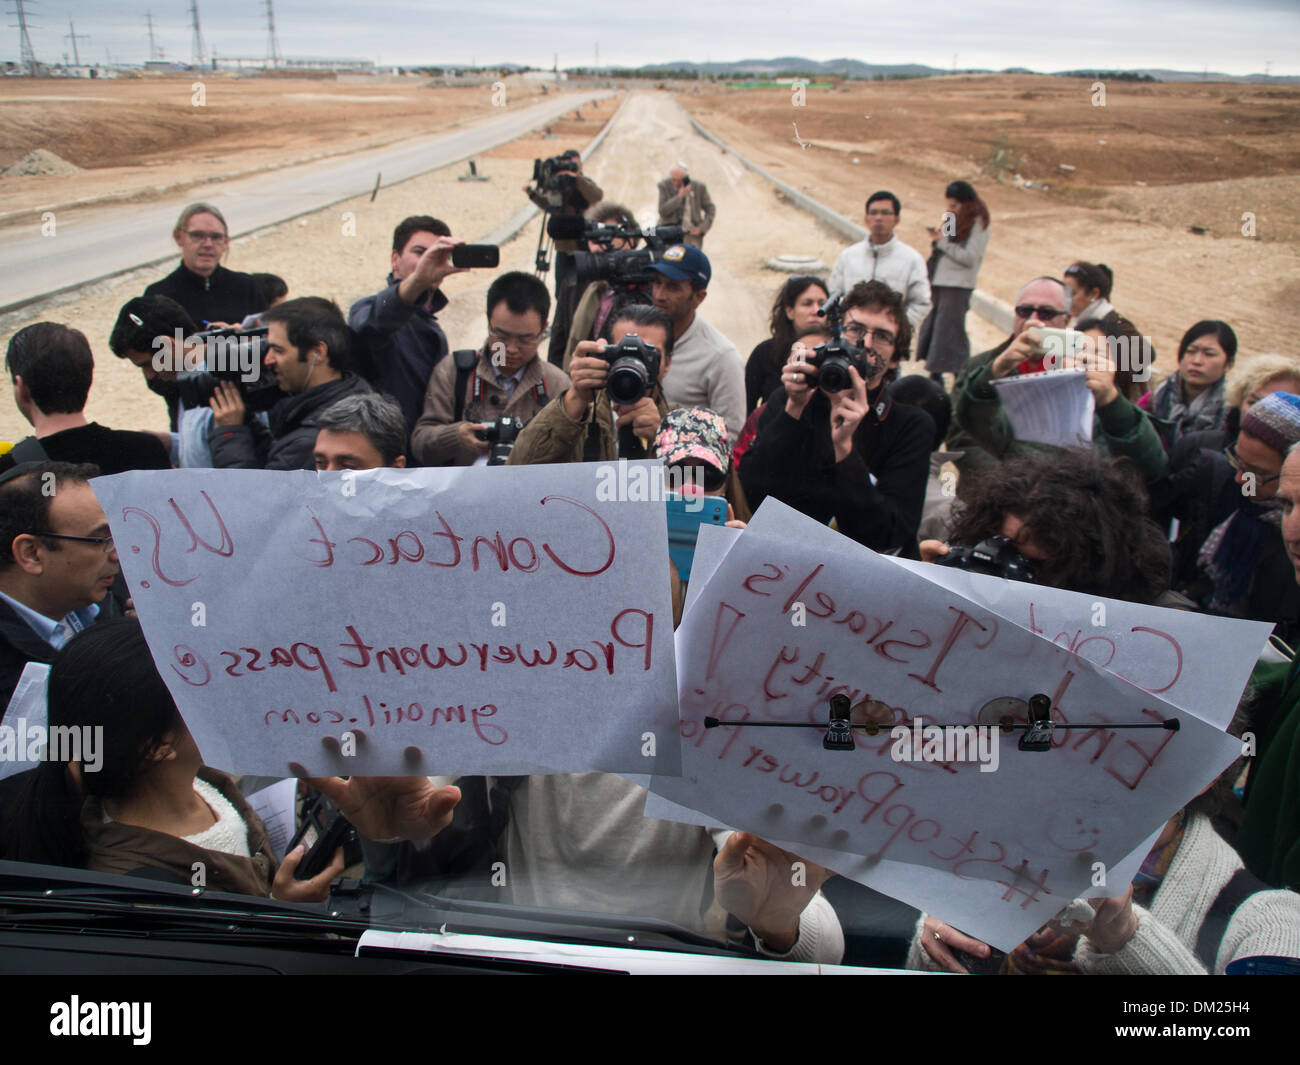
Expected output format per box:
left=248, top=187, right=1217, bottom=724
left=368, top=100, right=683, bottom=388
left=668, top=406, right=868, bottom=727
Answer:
left=2, top=157, right=1300, bottom=974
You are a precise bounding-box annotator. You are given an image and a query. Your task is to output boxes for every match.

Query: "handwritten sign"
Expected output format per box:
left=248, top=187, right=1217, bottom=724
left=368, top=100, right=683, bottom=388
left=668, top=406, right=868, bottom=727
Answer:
left=649, top=500, right=1244, bottom=950
left=991, top=369, right=1094, bottom=448
left=93, top=465, right=680, bottom=778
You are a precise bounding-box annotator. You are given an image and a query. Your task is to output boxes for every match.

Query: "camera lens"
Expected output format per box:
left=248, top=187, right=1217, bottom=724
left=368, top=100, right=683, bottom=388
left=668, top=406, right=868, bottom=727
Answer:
left=818, top=357, right=851, bottom=394
left=607, top=357, right=649, bottom=405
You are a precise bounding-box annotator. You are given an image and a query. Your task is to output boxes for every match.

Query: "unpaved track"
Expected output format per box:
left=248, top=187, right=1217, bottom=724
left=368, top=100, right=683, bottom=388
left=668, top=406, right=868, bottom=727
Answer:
left=0, top=91, right=981, bottom=443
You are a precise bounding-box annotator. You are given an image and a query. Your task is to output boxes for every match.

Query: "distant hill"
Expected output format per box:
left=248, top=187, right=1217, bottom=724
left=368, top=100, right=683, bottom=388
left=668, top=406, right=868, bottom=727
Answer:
left=569, top=55, right=1299, bottom=84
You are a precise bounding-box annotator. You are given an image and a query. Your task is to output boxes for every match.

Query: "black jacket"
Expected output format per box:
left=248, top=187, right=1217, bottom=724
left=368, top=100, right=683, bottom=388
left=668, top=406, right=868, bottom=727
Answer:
left=143, top=263, right=261, bottom=328
left=0, top=424, right=171, bottom=476
left=740, top=385, right=933, bottom=557
left=348, top=278, right=450, bottom=434
left=209, top=373, right=373, bottom=471
left=0, top=594, right=123, bottom=711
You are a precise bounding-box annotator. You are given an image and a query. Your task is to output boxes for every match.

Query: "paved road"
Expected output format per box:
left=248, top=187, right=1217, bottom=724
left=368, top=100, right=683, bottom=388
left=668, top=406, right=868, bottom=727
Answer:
left=0, top=90, right=612, bottom=311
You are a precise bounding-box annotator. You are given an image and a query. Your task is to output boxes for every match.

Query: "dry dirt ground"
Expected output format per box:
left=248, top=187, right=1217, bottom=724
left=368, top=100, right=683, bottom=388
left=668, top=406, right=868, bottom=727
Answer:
left=1, top=74, right=1297, bottom=445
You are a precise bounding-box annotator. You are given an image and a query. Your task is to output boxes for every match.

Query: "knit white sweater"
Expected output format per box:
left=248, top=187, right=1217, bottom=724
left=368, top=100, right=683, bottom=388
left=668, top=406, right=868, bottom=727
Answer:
left=906, top=812, right=1300, bottom=974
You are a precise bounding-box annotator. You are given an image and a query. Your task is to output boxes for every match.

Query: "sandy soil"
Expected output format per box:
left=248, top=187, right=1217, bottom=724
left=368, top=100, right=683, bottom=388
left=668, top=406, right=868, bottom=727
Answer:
left=680, top=75, right=1300, bottom=371
left=3, top=75, right=1297, bottom=445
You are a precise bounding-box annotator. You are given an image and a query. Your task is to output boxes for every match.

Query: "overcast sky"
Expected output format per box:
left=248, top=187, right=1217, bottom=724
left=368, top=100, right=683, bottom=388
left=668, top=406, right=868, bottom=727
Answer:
left=11, top=1, right=1299, bottom=76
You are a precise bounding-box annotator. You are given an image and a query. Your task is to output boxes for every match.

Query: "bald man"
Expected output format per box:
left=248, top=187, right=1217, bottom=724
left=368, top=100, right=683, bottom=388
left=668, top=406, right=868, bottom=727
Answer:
left=657, top=164, right=715, bottom=248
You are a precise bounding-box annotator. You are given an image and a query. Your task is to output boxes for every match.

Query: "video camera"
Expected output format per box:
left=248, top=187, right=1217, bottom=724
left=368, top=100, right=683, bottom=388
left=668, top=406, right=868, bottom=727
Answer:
left=531, top=153, right=581, bottom=209
left=936, top=535, right=1035, bottom=584
left=475, top=415, right=525, bottom=466
left=808, top=294, right=873, bottom=395
left=173, top=326, right=281, bottom=414
left=550, top=216, right=685, bottom=298
left=600, top=332, right=662, bottom=406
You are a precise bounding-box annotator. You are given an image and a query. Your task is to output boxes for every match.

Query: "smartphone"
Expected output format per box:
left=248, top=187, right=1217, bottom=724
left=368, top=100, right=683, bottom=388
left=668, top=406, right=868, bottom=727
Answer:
left=1034, top=327, right=1086, bottom=368
left=451, top=244, right=500, bottom=269
left=666, top=493, right=727, bottom=581
left=682, top=175, right=690, bottom=186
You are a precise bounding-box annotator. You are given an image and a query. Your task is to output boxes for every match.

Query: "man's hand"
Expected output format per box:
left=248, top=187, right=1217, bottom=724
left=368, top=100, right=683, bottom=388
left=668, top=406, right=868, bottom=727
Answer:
left=297, top=774, right=463, bottom=843
left=782, top=342, right=817, bottom=420
left=689, top=226, right=702, bottom=236
left=209, top=380, right=247, bottom=427
left=271, top=843, right=346, bottom=902
left=613, top=396, right=662, bottom=440
left=919, top=539, right=950, bottom=563
left=457, top=421, right=491, bottom=454
left=399, top=236, right=467, bottom=303
left=992, top=325, right=1046, bottom=380
left=828, top=366, right=868, bottom=463
left=919, top=914, right=992, bottom=974
left=714, top=833, right=833, bottom=953
left=564, top=342, right=610, bottom=418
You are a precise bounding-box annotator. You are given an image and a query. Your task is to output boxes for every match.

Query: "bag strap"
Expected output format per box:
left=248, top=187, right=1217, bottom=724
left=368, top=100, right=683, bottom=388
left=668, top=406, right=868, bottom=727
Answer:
left=451, top=349, right=479, bottom=423
left=9, top=436, right=50, bottom=464
left=1194, top=866, right=1272, bottom=970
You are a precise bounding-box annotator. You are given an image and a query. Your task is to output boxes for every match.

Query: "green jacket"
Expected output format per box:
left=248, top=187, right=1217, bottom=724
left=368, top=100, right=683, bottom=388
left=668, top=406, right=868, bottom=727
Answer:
left=506, top=385, right=671, bottom=466
left=953, top=360, right=1168, bottom=482
left=1238, top=656, right=1300, bottom=891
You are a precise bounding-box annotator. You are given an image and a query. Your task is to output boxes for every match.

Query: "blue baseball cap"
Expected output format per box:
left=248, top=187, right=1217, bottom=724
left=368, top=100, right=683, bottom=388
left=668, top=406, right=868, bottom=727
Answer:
left=648, top=244, right=711, bottom=287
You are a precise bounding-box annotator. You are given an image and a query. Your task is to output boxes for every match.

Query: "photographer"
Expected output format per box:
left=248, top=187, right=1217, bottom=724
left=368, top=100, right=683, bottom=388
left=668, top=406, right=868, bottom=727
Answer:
left=143, top=203, right=261, bottom=329
left=656, top=164, right=716, bottom=248
left=921, top=448, right=1173, bottom=605
left=208, top=297, right=372, bottom=471
left=739, top=280, right=933, bottom=558
left=348, top=215, right=468, bottom=434
left=410, top=272, right=569, bottom=467
left=508, top=304, right=674, bottom=466
left=562, top=201, right=642, bottom=371
left=524, top=148, right=603, bottom=365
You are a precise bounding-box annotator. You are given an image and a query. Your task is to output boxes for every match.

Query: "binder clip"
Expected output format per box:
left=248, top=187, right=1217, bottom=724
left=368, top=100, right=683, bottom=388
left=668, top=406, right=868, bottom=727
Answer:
left=823, top=693, right=855, bottom=751
left=1019, top=693, right=1054, bottom=752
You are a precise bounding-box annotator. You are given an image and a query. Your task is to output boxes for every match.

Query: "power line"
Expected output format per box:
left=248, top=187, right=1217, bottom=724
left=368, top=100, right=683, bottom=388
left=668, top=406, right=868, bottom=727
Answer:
left=64, top=16, right=88, bottom=67
left=145, top=10, right=161, bottom=62
left=189, top=0, right=206, bottom=69
left=7, top=0, right=38, bottom=75
left=264, top=0, right=281, bottom=69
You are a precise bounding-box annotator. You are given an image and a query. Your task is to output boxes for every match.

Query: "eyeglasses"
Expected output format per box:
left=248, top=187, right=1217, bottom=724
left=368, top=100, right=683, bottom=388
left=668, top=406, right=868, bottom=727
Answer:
left=183, top=230, right=228, bottom=244
left=36, top=531, right=116, bottom=553
left=488, top=326, right=549, bottom=349
left=841, top=323, right=896, bottom=348
left=1014, top=304, right=1069, bottom=321
left=1224, top=444, right=1281, bottom=485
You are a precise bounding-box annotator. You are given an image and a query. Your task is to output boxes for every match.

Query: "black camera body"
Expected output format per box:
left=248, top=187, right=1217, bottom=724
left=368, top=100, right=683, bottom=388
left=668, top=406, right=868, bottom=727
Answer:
left=807, top=293, right=871, bottom=395
left=570, top=223, right=686, bottom=298
left=173, top=326, right=280, bottom=413
left=936, top=535, right=1036, bottom=583
left=475, top=416, right=525, bottom=466
left=531, top=155, right=580, bottom=209
left=601, top=333, right=661, bottom=406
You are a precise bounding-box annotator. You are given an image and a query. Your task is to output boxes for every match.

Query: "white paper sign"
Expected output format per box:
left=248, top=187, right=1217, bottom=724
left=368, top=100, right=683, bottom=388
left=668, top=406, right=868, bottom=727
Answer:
left=247, top=778, right=299, bottom=863
left=0, top=662, right=51, bottom=782
left=991, top=369, right=1094, bottom=448
left=650, top=500, right=1243, bottom=950
left=93, top=465, right=680, bottom=778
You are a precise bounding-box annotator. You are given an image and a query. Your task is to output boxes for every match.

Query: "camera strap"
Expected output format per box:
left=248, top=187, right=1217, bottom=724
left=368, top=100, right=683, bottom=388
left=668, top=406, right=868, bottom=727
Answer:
left=451, top=348, right=480, bottom=423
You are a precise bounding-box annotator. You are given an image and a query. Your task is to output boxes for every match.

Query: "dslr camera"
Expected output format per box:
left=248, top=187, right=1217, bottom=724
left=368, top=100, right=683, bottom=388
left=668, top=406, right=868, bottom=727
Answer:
left=475, top=416, right=525, bottom=466
left=531, top=154, right=581, bottom=209
left=174, top=326, right=281, bottom=413
left=601, top=333, right=661, bottom=406
left=936, top=535, right=1035, bottom=583
left=808, top=295, right=871, bottom=395
left=558, top=217, right=685, bottom=300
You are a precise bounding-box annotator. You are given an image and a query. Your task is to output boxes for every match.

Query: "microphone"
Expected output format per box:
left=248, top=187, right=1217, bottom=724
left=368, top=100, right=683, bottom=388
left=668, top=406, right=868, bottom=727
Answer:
left=546, top=215, right=587, bottom=241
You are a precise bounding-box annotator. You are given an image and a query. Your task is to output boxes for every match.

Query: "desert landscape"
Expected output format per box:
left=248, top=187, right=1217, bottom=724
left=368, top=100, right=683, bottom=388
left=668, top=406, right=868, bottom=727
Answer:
left=1, top=71, right=1297, bottom=442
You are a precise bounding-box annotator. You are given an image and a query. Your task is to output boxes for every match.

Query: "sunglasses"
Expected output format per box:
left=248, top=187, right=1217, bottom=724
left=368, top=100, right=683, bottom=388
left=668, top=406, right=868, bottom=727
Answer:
left=1015, top=304, right=1069, bottom=321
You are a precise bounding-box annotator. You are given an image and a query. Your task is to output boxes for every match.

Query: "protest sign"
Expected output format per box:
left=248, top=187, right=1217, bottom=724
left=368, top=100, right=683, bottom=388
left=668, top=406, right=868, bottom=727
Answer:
left=93, top=464, right=680, bottom=778
left=650, top=500, right=1244, bottom=949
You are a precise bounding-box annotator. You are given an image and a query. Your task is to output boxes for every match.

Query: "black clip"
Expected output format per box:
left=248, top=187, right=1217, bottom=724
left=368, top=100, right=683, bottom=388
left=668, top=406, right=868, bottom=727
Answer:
left=1019, top=693, right=1054, bottom=752
left=823, top=693, right=855, bottom=751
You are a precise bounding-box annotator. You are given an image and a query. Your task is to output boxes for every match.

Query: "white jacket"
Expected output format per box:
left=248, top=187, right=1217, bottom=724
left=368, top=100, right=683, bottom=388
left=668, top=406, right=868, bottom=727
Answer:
left=829, top=235, right=932, bottom=328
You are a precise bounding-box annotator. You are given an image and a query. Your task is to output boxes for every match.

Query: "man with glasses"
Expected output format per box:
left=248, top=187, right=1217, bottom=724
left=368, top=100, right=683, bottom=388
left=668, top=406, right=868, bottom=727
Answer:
left=0, top=462, right=122, bottom=708
left=411, top=272, right=569, bottom=467
left=947, top=275, right=1072, bottom=473
left=739, top=281, right=934, bottom=557
left=349, top=216, right=468, bottom=435
left=143, top=203, right=260, bottom=329
left=828, top=191, right=932, bottom=329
